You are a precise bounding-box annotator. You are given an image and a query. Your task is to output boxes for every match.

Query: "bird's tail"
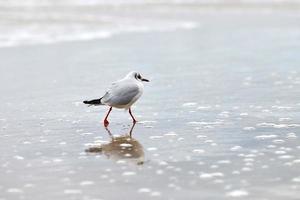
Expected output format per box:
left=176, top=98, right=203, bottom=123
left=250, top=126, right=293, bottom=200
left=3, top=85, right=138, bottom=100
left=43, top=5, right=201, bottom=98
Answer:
left=83, top=98, right=103, bottom=106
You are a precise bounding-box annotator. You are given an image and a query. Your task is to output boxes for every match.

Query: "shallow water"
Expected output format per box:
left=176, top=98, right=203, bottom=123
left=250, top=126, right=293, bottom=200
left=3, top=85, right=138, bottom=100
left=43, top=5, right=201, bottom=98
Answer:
left=1, top=5, right=300, bottom=200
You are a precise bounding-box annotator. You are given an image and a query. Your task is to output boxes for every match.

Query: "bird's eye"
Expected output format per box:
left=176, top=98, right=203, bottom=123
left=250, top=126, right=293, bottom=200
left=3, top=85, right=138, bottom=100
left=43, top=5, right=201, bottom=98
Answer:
left=137, top=74, right=141, bottom=79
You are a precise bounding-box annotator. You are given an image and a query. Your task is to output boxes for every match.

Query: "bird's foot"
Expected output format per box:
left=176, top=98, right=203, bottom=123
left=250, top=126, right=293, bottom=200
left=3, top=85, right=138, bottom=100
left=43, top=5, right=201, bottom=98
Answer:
left=104, top=120, right=109, bottom=127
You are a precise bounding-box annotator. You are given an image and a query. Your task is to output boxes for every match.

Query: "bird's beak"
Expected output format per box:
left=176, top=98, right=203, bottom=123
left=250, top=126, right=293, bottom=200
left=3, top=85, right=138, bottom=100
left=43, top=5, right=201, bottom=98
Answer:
left=141, top=78, right=149, bottom=82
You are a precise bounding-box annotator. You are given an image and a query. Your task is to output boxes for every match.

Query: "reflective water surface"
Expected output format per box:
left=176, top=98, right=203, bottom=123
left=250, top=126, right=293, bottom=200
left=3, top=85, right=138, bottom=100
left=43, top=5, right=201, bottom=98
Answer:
left=86, top=123, right=145, bottom=165
left=0, top=3, right=300, bottom=200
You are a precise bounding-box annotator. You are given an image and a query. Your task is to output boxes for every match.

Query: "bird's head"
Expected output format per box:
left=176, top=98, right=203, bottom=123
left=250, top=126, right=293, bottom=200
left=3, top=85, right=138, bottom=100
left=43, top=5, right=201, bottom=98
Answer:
left=126, top=71, right=149, bottom=82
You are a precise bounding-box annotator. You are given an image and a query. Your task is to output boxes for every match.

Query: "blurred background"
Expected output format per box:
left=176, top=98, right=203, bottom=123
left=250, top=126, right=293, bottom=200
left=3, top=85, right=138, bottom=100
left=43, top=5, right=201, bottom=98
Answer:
left=1, top=0, right=300, bottom=47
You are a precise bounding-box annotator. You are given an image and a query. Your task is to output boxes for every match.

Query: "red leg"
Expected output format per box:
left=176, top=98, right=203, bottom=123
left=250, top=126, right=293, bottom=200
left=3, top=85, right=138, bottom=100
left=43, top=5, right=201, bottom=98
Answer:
left=129, top=108, right=137, bottom=123
left=129, top=121, right=136, bottom=137
left=104, top=107, right=112, bottom=127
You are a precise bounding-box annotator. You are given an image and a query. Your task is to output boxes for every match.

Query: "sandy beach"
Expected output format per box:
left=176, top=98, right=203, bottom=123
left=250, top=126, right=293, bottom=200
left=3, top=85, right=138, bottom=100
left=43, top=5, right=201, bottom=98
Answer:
left=1, top=4, right=300, bottom=200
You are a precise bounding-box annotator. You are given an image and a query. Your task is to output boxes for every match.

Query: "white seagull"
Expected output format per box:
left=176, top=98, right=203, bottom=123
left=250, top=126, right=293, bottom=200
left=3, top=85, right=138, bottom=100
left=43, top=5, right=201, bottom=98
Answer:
left=83, top=71, right=149, bottom=126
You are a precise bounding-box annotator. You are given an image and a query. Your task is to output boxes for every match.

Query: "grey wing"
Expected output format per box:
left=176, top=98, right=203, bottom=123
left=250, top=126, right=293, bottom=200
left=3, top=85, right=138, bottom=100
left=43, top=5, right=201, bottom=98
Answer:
left=101, top=80, right=140, bottom=106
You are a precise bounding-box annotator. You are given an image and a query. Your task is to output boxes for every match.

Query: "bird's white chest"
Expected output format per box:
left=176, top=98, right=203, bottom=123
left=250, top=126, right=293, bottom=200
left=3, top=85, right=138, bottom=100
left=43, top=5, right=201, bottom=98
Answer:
left=130, top=81, right=144, bottom=103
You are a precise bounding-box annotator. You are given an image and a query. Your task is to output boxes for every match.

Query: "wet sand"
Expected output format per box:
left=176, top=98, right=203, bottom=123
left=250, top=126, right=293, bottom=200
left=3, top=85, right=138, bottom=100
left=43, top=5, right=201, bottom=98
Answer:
left=1, top=10, right=300, bottom=200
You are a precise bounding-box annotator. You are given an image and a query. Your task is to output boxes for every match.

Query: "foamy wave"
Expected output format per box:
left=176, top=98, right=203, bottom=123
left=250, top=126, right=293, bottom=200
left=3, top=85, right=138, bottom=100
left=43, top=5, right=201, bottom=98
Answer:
left=0, top=21, right=198, bottom=48
left=2, top=0, right=297, bottom=48
left=0, top=31, right=113, bottom=47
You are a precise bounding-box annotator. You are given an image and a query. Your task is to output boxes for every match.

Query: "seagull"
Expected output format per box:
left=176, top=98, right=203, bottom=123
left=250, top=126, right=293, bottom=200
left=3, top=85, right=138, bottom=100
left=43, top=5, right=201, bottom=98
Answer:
left=83, top=71, right=149, bottom=126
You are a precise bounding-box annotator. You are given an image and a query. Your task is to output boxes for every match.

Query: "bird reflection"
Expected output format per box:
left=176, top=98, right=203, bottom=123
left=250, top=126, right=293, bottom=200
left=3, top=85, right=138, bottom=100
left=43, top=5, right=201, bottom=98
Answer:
left=85, top=123, right=144, bottom=165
